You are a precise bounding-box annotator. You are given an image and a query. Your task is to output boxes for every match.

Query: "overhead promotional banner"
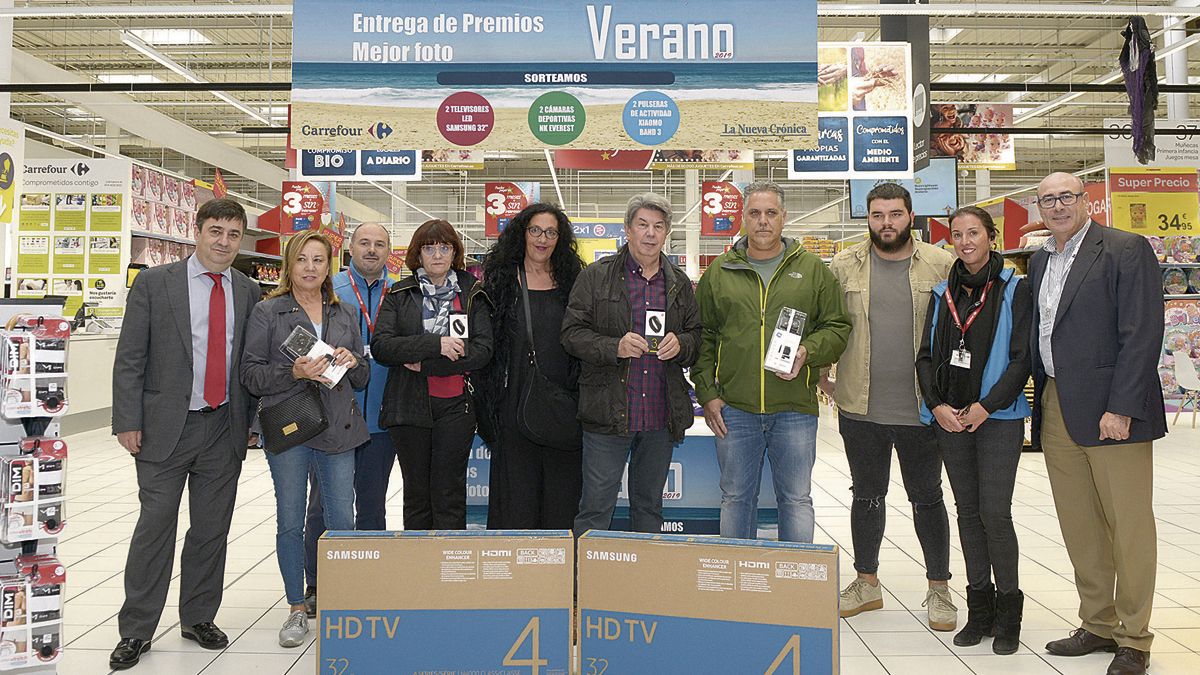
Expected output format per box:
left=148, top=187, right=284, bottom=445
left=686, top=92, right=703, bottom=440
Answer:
left=1104, top=118, right=1200, bottom=168
left=789, top=42, right=913, bottom=180
left=700, top=181, right=746, bottom=236
left=291, top=0, right=819, bottom=151
left=552, top=149, right=754, bottom=171
left=297, top=149, right=422, bottom=181
left=1108, top=167, right=1198, bottom=236
left=281, top=181, right=336, bottom=232
left=422, top=149, right=485, bottom=170
left=930, top=103, right=1015, bottom=170
left=484, top=181, right=540, bottom=237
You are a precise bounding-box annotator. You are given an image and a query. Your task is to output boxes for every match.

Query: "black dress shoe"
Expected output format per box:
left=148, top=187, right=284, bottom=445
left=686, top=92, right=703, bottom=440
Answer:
left=180, top=622, right=229, bottom=649
left=1107, top=647, right=1149, bottom=675
left=1045, top=628, right=1119, bottom=656
left=109, top=637, right=151, bottom=670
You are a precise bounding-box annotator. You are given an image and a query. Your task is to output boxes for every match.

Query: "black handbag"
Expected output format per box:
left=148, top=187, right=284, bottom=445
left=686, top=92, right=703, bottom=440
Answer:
left=515, top=266, right=582, bottom=450
left=258, top=383, right=329, bottom=454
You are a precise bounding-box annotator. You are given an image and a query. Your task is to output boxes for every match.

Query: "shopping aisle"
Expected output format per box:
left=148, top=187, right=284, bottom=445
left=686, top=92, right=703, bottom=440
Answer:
left=55, top=410, right=1200, bottom=675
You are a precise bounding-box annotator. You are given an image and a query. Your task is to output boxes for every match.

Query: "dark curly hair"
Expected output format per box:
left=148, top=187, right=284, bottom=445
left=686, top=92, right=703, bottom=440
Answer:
left=476, top=203, right=584, bottom=439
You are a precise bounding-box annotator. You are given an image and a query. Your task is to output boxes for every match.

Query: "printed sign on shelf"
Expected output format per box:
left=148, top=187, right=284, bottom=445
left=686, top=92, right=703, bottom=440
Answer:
left=484, top=182, right=540, bottom=237
left=789, top=42, right=913, bottom=180
left=1108, top=167, right=1198, bottom=236
left=291, top=0, right=819, bottom=151
left=700, top=181, right=746, bottom=236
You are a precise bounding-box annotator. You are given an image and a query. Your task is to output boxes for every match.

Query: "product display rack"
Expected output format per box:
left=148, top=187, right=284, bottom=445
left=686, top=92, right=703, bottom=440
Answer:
left=0, top=299, right=70, bottom=675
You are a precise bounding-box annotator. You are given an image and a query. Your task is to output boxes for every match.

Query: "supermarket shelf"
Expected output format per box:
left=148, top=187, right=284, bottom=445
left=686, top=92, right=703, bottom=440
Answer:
left=131, top=229, right=195, bottom=245
left=253, top=279, right=279, bottom=286
left=1161, top=262, right=1200, bottom=268
left=1165, top=294, right=1200, bottom=300
left=237, top=250, right=282, bottom=261
left=1001, top=248, right=1038, bottom=256
left=244, top=226, right=276, bottom=238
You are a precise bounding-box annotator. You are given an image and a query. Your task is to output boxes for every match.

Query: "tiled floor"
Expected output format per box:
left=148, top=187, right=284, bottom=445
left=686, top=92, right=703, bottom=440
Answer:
left=56, top=411, right=1200, bottom=674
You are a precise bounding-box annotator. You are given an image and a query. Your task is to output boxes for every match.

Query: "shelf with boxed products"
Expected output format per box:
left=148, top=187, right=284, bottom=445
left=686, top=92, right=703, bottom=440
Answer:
left=129, top=229, right=195, bottom=246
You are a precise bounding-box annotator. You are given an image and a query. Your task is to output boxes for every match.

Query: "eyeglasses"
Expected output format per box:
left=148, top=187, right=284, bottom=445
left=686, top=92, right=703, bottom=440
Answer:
left=1037, top=192, right=1084, bottom=209
left=421, top=244, right=453, bottom=258
left=527, top=226, right=559, bottom=240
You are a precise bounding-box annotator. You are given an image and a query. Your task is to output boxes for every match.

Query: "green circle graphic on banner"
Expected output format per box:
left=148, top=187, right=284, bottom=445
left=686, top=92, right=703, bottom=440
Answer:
left=528, top=91, right=585, bottom=145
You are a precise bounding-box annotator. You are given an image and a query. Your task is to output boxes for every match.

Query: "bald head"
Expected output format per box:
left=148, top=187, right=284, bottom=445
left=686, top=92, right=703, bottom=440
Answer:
left=1036, top=171, right=1089, bottom=246
left=349, top=222, right=390, bottom=279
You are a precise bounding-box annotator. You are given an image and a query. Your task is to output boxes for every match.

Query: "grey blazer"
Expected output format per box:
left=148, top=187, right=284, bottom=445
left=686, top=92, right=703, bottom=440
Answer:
left=1030, top=221, right=1167, bottom=447
left=240, top=293, right=370, bottom=453
left=112, top=259, right=260, bottom=462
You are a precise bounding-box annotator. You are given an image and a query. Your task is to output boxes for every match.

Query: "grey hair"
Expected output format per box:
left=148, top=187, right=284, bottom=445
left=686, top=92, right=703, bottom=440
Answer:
left=624, top=192, right=673, bottom=230
left=743, top=180, right=787, bottom=208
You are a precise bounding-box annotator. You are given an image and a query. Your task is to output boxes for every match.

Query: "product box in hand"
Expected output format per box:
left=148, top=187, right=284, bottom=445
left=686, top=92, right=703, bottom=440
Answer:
left=578, top=531, right=840, bottom=675
left=764, top=307, right=808, bottom=374
left=280, top=325, right=348, bottom=388
left=319, top=530, right=572, bottom=675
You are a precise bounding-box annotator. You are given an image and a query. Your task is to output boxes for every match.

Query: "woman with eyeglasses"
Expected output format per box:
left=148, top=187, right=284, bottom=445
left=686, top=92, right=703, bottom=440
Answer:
left=477, top=203, right=585, bottom=529
left=915, top=206, right=1032, bottom=655
left=371, top=219, right=493, bottom=529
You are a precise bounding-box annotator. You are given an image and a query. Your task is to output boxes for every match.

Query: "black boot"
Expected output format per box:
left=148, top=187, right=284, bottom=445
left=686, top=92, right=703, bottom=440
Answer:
left=953, top=584, right=996, bottom=647
left=992, top=590, right=1024, bottom=655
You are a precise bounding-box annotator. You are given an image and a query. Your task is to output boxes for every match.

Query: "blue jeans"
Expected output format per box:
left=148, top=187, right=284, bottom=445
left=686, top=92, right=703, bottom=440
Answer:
left=266, top=446, right=355, bottom=605
left=714, top=405, right=818, bottom=542
left=574, top=429, right=673, bottom=537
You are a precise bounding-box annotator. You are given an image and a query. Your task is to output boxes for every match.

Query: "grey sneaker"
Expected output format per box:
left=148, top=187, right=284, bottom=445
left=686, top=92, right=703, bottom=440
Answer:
left=303, top=587, right=317, bottom=619
left=839, top=578, right=884, bottom=618
left=278, top=610, right=309, bottom=648
left=924, top=586, right=959, bottom=631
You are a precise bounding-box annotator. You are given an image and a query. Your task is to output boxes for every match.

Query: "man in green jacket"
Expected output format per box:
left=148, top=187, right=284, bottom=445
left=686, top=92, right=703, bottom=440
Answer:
left=692, top=181, right=851, bottom=542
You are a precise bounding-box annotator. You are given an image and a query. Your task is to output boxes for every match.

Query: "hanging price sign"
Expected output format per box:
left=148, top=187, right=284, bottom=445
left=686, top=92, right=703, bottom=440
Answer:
left=1108, top=167, right=1198, bottom=235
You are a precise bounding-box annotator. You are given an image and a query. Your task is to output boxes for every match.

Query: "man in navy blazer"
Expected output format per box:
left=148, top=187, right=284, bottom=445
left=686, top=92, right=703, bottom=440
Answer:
left=1029, top=172, right=1164, bottom=675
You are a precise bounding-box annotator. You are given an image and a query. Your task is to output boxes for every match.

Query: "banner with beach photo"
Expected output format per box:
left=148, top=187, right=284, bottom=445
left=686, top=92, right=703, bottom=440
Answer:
left=291, top=0, right=818, bottom=151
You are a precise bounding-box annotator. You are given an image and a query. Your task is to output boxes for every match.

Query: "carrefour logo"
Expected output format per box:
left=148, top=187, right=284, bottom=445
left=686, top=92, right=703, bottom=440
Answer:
left=368, top=121, right=393, bottom=139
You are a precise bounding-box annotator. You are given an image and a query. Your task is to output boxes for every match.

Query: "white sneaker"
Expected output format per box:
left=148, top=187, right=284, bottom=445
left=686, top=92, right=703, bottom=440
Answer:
left=278, top=610, right=309, bottom=648
left=839, top=577, right=884, bottom=618
left=924, top=586, right=959, bottom=631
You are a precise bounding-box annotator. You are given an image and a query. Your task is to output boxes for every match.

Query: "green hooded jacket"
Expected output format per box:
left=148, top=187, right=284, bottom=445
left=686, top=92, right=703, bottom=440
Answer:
left=692, top=237, right=851, bottom=415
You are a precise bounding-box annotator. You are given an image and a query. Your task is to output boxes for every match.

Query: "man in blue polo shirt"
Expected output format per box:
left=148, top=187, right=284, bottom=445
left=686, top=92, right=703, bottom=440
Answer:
left=302, top=222, right=395, bottom=616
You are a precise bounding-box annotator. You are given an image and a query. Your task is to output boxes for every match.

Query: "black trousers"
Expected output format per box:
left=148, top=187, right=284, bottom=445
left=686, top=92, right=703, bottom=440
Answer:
left=389, top=394, right=475, bottom=530
left=487, top=424, right=582, bottom=529
left=119, top=407, right=241, bottom=639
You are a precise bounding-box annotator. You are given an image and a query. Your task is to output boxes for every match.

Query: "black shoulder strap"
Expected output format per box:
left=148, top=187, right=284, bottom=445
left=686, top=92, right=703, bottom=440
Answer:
left=517, top=264, right=541, bottom=370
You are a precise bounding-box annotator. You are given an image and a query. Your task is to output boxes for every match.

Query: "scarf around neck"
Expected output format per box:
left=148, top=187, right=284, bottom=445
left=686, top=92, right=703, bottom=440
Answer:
left=932, top=250, right=1006, bottom=408
left=416, top=268, right=461, bottom=336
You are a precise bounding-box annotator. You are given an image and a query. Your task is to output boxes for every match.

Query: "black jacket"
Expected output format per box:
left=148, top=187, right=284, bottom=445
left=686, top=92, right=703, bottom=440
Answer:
left=561, top=247, right=702, bottom=442
left=1029, top=222, right=1166, bottom=447
left=371, top=269, right=494, bottom=428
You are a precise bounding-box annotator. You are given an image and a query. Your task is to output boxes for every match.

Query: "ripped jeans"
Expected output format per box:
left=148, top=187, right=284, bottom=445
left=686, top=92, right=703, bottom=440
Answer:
left=837, top=414, right=951, bottom=581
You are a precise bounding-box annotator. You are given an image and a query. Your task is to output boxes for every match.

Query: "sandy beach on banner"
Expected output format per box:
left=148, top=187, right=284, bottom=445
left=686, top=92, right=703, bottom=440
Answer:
left=291, top=100, right=819, bottom=150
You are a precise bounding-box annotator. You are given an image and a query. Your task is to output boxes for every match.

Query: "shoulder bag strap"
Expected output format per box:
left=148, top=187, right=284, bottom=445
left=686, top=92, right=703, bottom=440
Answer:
left=517, top=264, right=542, bottom=370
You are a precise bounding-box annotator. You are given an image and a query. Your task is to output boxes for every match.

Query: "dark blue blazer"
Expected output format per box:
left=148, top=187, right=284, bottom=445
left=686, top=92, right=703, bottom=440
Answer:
left=1029, top=221, right=1166, bottom=447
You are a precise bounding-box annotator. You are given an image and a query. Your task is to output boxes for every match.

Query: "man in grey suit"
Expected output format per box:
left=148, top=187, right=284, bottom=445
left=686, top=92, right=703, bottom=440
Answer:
left=110, top=198, right=261, bottom=670
left=1029, top=172, right=1165, bottom=675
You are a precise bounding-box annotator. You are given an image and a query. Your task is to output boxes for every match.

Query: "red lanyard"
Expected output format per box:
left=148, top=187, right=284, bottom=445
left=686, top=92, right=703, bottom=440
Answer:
left=347, top=273, right=387, bottom=336
left=944, top=280, right=994, bottom=345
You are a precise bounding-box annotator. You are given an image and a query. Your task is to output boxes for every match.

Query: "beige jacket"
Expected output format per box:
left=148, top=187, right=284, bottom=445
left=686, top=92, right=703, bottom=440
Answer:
left=828, top=239, right=955, bottom=416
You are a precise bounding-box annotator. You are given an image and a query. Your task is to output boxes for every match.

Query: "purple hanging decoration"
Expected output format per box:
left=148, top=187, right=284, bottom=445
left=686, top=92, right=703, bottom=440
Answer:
left=1119, top=17, right=1158, bottom=164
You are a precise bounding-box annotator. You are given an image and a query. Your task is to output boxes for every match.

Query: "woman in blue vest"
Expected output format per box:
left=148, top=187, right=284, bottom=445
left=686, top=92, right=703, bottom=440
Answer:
left=916, top=205, right=1032, bottom=656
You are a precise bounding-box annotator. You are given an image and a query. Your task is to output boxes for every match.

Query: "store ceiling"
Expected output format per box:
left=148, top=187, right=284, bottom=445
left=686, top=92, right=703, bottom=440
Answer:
left=5, top=0, right=1198, bottom=244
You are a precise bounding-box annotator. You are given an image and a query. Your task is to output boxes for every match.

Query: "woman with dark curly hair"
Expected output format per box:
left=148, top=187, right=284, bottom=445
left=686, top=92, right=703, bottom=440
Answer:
left=478, top=203, right=585, bottom=529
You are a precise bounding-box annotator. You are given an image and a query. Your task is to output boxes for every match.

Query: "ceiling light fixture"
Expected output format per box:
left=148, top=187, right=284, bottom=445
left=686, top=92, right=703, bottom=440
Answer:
left=119, top=30, right=272, bottom=125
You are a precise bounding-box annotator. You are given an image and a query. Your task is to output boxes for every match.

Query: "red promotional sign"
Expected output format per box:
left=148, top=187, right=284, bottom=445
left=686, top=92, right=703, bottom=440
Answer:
left=1083, top=181, right=1109, bottom=227
left=928, top=217, right=951, bottom=247
left=700, top=181, right=744, bottom=236
left=484, top=182, right=540, bottom=237
left=552, top=149, right=655, bottom=171
left=386, top=249, right=407, bottom=278
left=212, top=168, right=228, bottom=199
left=281, top=181, right=325, bottom=232
left=324, top=225, right=345, bottom=256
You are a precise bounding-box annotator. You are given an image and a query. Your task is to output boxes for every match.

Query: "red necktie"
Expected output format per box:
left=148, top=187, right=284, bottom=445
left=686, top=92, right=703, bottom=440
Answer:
left=203, top=272, right=226, bottom=409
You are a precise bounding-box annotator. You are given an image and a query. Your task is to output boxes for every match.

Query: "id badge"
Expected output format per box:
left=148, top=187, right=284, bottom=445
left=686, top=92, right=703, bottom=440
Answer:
left=448, top=312, right=469, bottom=339
left=951, top=348, right=972, bottom=369
left=362, top=343, right=372, bottom=360
left=644, top=309, right=666, bottom=354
